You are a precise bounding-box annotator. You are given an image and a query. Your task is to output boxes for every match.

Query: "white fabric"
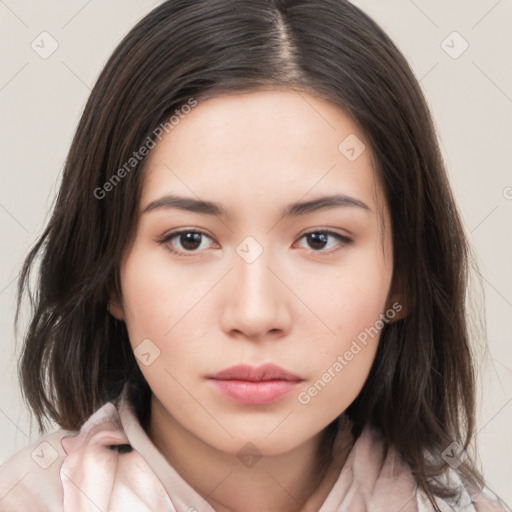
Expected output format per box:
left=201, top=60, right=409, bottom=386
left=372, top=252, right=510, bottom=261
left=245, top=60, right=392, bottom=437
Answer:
left=0, top=390, right=510, bottom=511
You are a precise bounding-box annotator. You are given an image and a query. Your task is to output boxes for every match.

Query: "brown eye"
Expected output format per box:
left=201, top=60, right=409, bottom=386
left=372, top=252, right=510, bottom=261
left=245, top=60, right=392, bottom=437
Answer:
left=296, top=230, right=353, bottom=253
left=159, top=230, right=215, bottom=256
left=176, top=232, right=203, bottom=251
left=306, top=232, right=330, bottom=250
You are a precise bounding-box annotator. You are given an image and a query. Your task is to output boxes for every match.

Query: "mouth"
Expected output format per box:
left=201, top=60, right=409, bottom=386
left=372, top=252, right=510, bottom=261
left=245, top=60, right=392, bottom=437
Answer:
left=207, top=363, right=303, bottom=405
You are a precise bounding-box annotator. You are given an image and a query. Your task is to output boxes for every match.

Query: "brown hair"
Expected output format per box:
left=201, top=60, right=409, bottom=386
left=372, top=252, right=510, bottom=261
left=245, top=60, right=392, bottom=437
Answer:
left=16, top=0, right=485, bottom=506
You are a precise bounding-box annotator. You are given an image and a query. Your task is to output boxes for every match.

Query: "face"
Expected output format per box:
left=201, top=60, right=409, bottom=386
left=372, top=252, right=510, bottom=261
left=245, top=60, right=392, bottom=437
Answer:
left=111, top=89, right=398, bottom=456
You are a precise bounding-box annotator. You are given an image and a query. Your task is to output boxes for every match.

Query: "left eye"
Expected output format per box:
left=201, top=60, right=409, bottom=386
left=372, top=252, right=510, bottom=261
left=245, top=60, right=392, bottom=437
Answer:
left=296, top=230, right=352, bottom=253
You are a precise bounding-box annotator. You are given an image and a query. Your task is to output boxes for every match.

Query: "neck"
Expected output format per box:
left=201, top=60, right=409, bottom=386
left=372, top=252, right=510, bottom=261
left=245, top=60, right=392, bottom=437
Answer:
left=146, top=397, right=353, bottom=512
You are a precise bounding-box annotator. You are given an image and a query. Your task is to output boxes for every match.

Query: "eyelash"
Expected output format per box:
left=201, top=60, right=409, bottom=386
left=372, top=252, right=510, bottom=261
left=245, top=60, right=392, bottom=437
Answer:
left=157, top=229, right=353, bottom=258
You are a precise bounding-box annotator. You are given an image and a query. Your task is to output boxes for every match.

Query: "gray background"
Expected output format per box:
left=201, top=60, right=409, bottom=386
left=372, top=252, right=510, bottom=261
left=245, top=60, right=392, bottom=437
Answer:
left=1, top=0, right=511, bottom=504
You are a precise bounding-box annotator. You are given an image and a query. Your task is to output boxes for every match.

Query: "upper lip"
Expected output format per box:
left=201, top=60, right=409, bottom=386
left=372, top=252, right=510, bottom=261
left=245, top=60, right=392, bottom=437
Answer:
left=209, top=363, right=302, bottom=382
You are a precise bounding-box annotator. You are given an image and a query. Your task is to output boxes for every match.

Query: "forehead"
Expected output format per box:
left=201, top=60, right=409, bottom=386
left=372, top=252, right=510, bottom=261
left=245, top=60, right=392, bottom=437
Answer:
left=140, top=89, right=384, bottom=219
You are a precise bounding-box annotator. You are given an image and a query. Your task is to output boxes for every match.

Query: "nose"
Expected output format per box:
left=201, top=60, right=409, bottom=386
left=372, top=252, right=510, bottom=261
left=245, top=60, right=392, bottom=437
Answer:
left=219, top=246, right=292, bottom=341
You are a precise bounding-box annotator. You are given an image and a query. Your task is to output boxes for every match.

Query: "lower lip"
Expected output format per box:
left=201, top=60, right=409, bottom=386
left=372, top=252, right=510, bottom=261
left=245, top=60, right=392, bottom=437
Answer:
left=208, top=379, right=301, bottom=405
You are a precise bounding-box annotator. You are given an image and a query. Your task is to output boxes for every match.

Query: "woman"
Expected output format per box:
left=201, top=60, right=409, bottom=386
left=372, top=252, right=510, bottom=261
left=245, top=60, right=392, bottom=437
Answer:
left=0, top=1, right=509, bottom=510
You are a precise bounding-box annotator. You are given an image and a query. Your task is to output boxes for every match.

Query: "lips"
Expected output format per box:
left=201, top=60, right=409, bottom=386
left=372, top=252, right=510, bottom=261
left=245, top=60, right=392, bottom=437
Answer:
left=208, top=364, right=303, bottom=405
left=209, top=363, right=302, bottom=382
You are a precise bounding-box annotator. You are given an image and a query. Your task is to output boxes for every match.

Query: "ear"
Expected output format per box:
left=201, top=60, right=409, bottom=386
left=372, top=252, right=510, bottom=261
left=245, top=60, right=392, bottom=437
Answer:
left=107, top=289, right=125, bottom=321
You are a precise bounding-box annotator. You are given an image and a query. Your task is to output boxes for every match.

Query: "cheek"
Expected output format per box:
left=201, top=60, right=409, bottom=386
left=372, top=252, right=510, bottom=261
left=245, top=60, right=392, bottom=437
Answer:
left=119, top=248, right=202, bottom=343
left=296, top=249, right=391, bottom=405
left=312, top=248, right=392, bottom=339
left=296, top=302, right=386, bottom=417
left=118, top=251, right=200, bottom=398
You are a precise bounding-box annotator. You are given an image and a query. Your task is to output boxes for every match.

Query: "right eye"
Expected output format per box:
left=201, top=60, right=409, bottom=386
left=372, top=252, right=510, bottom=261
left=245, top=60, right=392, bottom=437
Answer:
left=158, top=229, right=217, bottom=256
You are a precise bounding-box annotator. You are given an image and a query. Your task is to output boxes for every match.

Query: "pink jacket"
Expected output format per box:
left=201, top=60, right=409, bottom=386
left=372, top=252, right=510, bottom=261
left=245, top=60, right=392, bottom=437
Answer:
left=0, top=390, right=510, bottom=511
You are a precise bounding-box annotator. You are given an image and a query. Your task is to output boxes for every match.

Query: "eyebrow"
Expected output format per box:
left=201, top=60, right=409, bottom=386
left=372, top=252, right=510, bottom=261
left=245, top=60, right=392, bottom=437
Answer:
left=142, top=193, right=371, bottom=218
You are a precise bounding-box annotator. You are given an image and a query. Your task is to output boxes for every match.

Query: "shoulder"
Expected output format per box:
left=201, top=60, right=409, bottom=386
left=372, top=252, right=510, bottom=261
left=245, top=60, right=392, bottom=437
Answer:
left=424, top=469, right=512, bottom=512
left=471, top=487, right=512, bottom=512
left=0, top=398, right=179, bottom=511
left=414, top=475, right=512, bottom=512
left=348, top=424, right=511, bottom=512
left=0, top=401, right=122, bottom=512
left=0, top=428, right=72, bottom=511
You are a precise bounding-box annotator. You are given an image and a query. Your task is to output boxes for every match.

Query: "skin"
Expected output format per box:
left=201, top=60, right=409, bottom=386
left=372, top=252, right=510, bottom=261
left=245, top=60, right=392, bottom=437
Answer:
left=110, top=89, right=401, bottom=512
